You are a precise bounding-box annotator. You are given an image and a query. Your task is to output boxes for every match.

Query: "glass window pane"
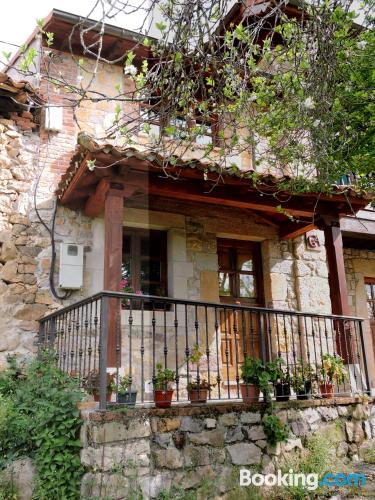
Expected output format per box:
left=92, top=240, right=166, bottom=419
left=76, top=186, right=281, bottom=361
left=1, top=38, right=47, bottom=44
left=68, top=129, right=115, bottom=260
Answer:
left=140, top=236, right=150, bottom=256
left=237, top=252, right=253, bottom=271
left=122, top=235, right=131, bottom=284
left=219, top=272, right=231, bottom=296
left=121, top=261, right=131, bottom=282
left=141, top=282, right=166, bottom=296
left=366, top=284, right=372, bottom=300
left=140, top=260, right=161, bottom=281
left=239, top=274, right=256, bottom=298
left=368, top=301, right=375, bottom=320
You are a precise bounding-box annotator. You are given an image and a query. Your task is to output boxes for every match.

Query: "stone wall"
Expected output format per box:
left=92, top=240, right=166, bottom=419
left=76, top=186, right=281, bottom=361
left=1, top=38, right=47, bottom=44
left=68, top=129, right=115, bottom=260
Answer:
left=80, top=399, right=375, bottom=499
left=0, top=117, right=95, bottom=368
left=344, top=247, right=375, bottom=390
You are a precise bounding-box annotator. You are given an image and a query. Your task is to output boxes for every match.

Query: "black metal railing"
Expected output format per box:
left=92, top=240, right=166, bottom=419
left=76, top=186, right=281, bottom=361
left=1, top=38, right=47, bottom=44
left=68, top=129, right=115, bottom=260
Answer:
left=38, top=291, right=371, bottom=409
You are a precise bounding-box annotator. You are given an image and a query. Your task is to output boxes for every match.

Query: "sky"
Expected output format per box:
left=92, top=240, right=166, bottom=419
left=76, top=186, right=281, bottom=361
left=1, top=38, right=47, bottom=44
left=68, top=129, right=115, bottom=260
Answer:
left=0, top=0, right=146, bottom=69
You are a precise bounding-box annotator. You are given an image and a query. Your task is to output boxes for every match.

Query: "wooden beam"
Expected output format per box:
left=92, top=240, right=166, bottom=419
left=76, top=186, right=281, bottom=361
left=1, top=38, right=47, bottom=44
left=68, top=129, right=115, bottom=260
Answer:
left=251, top=210, right=280, bottom=228
left=85, top=180, right=139, bottom=217
left=104, top=187, right=124, bottom=367
left=146, top=180, right=314, bottom=217
left=85, top=179, right=110, bottom=217
left=59, top=152, right=92, bottom=204
left=280, top=222, right=316, bottom=240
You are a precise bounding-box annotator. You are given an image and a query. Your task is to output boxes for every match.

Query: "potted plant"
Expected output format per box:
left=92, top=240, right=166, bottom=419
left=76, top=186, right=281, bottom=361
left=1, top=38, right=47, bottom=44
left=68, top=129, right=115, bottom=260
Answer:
left=83, top=370, right=115, bottom=402
left=187, top=344, right=215, bottom=404
left=267, top=358, right=291, bottom=402
left=120, top=278, right=142, bottom=308
left=240, top=357, right=271, bottom=403
left=319, top=353, right=347, bottom=399
left=291, top=360, right=314, bottom=400
left=112, top=374, right=137, bottom=407
left=153, top=363, right=175, bottom=408
left=187, top=379, right=215, bottom=404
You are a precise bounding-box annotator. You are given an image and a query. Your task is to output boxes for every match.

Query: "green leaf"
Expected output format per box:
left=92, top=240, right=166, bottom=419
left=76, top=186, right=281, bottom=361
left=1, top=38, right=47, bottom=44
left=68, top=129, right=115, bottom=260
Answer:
left=155, top=21, right=167, bottom=32
left=2, top=51, right=12, bottom=61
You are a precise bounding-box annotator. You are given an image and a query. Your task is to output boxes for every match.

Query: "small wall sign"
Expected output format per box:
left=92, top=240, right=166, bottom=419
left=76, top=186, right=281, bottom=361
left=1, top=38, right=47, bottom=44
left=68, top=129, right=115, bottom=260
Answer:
left=305, top=231, right=321, bottom=250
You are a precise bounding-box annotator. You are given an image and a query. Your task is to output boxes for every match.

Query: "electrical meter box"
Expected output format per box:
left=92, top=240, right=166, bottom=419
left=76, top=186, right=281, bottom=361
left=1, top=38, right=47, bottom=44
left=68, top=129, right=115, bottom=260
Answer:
left=59, top=243, right=84, bottom=289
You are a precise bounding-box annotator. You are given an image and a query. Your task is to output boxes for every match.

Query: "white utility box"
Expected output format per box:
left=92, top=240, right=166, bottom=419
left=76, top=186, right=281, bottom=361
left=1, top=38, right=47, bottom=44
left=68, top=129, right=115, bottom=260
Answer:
left=59, top=243, right=84, bottom=289
left=44, top=106, right=63, bottom=132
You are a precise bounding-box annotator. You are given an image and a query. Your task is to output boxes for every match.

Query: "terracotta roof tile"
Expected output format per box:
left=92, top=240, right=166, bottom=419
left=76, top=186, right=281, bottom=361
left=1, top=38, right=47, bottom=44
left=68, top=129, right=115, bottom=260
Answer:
left=56, top=132, right=371, bottom=202
left=0, top=72, right=43, bottom=106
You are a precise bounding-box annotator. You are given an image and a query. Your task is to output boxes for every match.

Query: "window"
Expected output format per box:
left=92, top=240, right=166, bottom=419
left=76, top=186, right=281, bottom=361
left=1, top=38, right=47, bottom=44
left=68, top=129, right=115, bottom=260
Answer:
left=365, top=278, right=375, bottom=320
left=218, top=239, right=263, bottom=305
left=122, top=229, right=167, bottom=297
left=139, top=101, right=219, bottom=146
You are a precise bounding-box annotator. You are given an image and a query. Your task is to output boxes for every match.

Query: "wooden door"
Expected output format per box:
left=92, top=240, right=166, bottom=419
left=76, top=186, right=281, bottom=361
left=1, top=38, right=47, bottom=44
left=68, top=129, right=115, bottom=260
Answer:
left=365, top=278, right=375, bottom=362
left=217, top=239, right=264, bottom=382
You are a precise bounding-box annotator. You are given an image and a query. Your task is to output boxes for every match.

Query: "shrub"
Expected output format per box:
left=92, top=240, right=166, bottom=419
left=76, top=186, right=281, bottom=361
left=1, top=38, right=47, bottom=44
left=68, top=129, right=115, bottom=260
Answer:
left=0, top=351, right=83, bottom=499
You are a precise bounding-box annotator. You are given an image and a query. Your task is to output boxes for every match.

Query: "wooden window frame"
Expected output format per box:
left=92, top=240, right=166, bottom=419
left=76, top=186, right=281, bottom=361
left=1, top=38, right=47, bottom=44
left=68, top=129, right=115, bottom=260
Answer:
left=218, top=238, right=264, bottom=306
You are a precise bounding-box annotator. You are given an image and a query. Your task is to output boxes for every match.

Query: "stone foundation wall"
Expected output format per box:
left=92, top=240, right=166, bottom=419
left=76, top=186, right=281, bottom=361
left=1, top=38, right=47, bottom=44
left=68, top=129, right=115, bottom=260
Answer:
left=80, top=399, right=375, bottom=499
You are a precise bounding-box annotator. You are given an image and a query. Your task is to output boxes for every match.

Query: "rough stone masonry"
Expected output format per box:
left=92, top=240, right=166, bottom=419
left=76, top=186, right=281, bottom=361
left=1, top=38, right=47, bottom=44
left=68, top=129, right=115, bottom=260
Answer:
left=80, top=399, right=375, bottom=499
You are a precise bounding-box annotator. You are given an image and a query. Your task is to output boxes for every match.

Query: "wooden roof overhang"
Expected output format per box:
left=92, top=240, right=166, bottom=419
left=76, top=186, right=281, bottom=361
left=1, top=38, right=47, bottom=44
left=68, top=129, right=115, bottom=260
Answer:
left=7, top=9, right=154, bottom=70
left=57, top=134, right=371, bottom=240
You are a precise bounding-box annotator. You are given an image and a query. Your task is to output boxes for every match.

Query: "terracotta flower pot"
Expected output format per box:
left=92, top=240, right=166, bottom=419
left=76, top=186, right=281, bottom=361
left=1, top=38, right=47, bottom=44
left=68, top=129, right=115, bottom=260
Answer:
left=154, top=390, right=174, bottom=408
left=240, top=383, right=260, bottom=403
left=319, top=383, right=334, bottom=399
left=188, top=388, right=208, bottom=404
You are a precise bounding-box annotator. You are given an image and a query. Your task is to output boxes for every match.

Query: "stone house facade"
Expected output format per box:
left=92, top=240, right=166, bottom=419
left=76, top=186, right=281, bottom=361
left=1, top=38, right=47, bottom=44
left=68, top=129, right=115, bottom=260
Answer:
left=0, top=9, right=374, bottom=397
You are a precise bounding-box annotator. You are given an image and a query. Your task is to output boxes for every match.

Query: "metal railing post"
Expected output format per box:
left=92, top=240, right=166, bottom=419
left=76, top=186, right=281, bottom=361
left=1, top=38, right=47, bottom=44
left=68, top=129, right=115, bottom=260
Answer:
left=50, top=317, right=57, bottom=347
left=259, top=312, right=266, bottom=363
left=99, top=296, right=109, bottom=410
left=38, top=320, right=46, bottom=350
left=358, top=320, right=371, bottom=394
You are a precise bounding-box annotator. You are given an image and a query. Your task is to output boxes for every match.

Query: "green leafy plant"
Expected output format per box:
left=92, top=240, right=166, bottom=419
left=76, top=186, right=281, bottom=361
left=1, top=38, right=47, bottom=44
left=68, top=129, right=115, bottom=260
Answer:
left=0, top=351, right=83, bottom=499
left=240, top=357, right=272, bottom=401
left=262, top=414, right=289, bottom=447
left=0, top=472, right=18, bottom=500
left=0, top=355, right=25, bottom=396
left=154, top=363, right=175, bottom=390
left=266, top=357, right=290, bottom=384
left=82, top=370, right=115, bottom=396
left=112, top=374, right=132, bottom=394
left=319, top=354, right=347, bottom=385
left=187, top=344, right=215, bottom=391
left=290, top=360, right=315, bottom=392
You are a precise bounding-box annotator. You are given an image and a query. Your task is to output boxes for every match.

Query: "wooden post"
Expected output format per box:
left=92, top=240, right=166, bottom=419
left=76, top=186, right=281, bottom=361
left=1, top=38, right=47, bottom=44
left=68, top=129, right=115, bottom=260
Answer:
left=323, top=219, right=350, bottom=316
left=322, top=218, right=352, bottom=362
left=104, top=185, right=124, bottom=367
